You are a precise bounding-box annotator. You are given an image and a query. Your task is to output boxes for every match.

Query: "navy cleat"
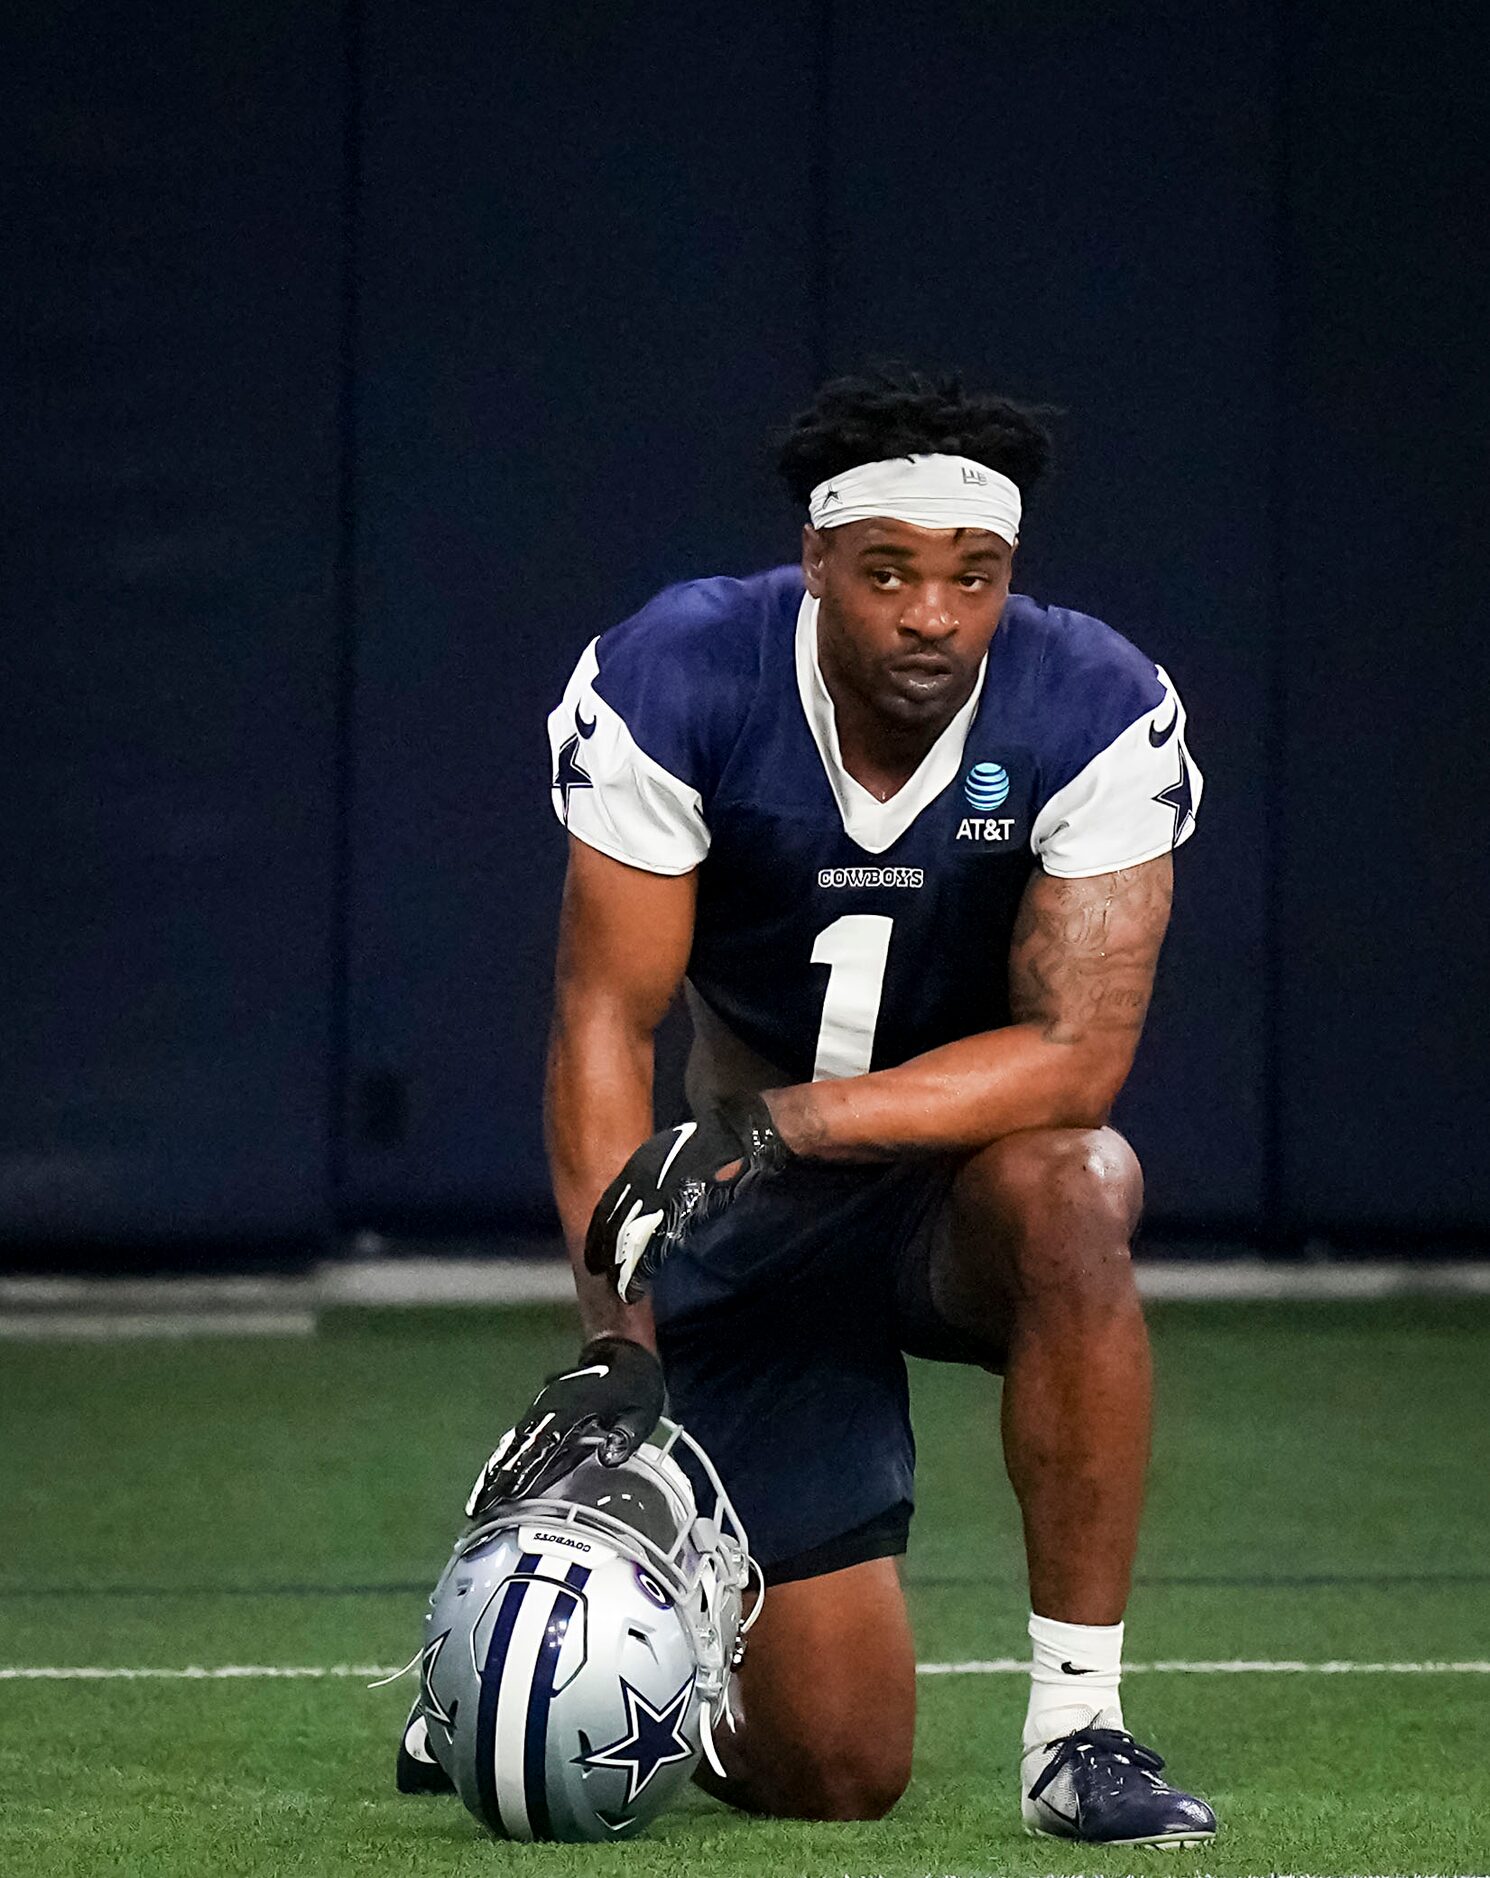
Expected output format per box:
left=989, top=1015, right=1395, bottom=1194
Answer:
left=1021, top=1724, right=1217, bottom=1847
left=395, top=1705, right=456, bottom=1796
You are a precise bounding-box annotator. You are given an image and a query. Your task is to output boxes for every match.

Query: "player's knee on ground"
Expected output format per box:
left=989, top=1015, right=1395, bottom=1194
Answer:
left=957, top=1125, right=1143, bottom=1298
left=761, top=1736, right=911, bottom=1821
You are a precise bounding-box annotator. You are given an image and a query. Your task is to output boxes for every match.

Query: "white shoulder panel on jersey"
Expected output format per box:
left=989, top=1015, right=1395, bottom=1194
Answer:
left=547, top=638, right=710, bottom=875
left=1032, top=666, right=1203, bottom=878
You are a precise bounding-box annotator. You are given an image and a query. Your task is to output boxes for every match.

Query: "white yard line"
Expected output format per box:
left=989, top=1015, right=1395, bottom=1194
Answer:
left=919, top=1658, right=1490, bottom=1675
left=1136, top=1259, right=1490, bottom=1302
left=2, top=1256, right=1487, bottom=1338
left=6, top=1658, right=1490, bottom=1681
left=0, top=1275, right=314, bottom=1308
left=0, top=1310, right=317, bottom=1340
left=318, top=1257, right=574, bottom=1307
left=0, top=1665, right=396, bottom=1680
left=327, top=1256, right=1490, bottom=1307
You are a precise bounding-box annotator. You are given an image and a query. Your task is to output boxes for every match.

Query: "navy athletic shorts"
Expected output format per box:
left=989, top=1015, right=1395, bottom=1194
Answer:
left=650, top=1157, right=995, bottom=1583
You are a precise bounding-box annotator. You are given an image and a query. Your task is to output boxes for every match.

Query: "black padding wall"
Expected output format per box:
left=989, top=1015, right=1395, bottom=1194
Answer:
left=1, top=4, right=342, bottom=1241
left=818, top=1, right=1278, bottom=1227
left=2, top=0, right=1485, bottom=1249
left=343, top=6, right=816, bottom=1223
left=1277, top=2, right=1490, bottom=1231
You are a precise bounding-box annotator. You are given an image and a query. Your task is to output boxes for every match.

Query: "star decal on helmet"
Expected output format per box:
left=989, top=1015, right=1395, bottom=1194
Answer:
left=419, top=1629, right=457, bottom=1732
left=575, top=1673, right=696, bottom=1804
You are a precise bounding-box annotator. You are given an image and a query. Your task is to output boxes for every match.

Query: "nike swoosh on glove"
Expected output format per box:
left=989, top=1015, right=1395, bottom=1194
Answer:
left=583, top=1094, right=793, bottom=1302
left=464, top=1334, right=666, bottom=1519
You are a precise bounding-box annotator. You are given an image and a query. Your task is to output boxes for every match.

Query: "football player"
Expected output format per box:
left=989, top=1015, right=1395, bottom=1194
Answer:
left=508, top=366, right=1216, bottom=1843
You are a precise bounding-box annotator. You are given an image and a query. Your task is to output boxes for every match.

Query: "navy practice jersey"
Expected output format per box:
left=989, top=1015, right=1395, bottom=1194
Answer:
left=548, top=566, right=1201, bottom=1090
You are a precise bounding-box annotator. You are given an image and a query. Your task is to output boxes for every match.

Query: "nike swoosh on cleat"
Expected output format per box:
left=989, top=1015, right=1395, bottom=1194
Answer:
left=1060, top=1661, right=1095, bottom=1675
left=1148, top=702, right=1179, bottom=746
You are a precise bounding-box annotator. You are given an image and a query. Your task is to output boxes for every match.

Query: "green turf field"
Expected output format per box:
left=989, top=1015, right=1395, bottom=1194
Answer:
left=4, top=1297, right=1488, bottom=1877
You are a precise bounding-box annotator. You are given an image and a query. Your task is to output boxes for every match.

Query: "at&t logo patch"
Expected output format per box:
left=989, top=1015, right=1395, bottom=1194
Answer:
left=956, top=815, right=1015, bottom=843
left=956, top=758, right=1018, bottom=846
left=964, top=761, right=1010, bottom=810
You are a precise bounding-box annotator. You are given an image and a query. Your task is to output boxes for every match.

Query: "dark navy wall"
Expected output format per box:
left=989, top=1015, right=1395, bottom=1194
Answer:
left=2, top=3, right=342, bottom=1243
left=344, top=7, right=815, bottom=1223
left=817, top=2, right=1277, bottom=1227
left=1278, top=2, right=1490, bottom=1231
left=2, top=0, right=1484, bottom=1250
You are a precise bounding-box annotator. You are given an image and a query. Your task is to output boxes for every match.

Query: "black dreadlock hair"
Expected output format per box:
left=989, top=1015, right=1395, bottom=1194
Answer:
left=775, top=363, right=1057, bottom=509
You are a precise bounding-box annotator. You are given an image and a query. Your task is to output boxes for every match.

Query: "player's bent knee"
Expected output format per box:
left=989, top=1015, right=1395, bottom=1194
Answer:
left=946, top=1126, right=1142, bottom=1307
left=961, top=1126, right=1144, bottom=1251
left=708, top=1737, right=910, bottom=1822
left=787, top=1744, right=911, bottom=1821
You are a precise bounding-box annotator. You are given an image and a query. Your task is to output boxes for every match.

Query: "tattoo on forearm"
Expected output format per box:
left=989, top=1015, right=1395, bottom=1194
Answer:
left=765, top=1081, right=835, bottom=1159
left=1009, top=859, right=1174, bottom=1047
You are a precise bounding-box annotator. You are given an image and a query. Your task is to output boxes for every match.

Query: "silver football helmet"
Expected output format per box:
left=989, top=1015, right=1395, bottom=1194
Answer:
left=413, top=1418, right=760, bottom=1841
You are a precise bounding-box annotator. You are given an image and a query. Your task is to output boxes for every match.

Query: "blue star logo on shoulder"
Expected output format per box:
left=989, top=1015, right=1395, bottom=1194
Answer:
left=576, top=1674, right=696, bottom=1808
left=1153, top=747, right=1195, bottom=844
left=554, top=703, right=597, bottom=820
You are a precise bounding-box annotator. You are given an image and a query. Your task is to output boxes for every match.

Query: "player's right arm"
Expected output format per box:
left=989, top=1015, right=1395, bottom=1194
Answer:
left=545, top=834, right=697, bottom=1351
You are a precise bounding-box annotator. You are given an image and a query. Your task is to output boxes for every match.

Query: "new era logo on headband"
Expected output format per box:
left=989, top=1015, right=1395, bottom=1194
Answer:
left=806, top=453, right=1022, bottom=545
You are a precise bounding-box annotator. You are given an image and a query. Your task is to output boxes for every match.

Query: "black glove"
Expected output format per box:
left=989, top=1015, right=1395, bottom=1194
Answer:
left=583, top=1093, right=794, bottom=1303
left=464, top=1334, right=666, bottom=1519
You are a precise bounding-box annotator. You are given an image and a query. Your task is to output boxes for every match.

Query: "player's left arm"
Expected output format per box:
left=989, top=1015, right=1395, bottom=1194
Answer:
left=765, top=853, right=1173, bottom=1159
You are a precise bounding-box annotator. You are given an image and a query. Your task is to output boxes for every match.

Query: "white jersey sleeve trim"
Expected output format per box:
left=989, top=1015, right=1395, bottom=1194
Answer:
left=1032, top=665, right=1203, bottom=879
left=547, top=638, right=710, bottom=876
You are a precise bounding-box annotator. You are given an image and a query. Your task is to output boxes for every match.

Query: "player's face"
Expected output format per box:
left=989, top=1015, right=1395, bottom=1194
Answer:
left=803, top=519, right=1015, bottom=730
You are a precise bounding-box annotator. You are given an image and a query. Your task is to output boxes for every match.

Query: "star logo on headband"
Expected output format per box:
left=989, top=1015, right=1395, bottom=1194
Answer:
left=821, top=487, right=841, bottom=505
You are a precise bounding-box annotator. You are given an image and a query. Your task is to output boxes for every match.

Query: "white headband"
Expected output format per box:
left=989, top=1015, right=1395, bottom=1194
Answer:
left=808, top=453, right=1021, bottom=545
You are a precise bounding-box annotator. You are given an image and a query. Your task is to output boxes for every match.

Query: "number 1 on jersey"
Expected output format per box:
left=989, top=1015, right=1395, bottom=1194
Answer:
left=810, top=914, right=893, bottom=1081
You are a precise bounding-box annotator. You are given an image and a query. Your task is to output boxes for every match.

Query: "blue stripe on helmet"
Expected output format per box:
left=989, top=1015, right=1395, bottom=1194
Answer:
left=522, top=1562, right=592, bottom=1839
left=473, top=1551, right=539, bottom=1835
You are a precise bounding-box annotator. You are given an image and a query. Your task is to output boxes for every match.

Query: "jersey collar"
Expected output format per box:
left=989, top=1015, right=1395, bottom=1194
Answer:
left=794, top=592, right=988, bottom=856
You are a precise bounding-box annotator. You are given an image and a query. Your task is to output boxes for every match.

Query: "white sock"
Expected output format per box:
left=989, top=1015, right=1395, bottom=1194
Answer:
left=1022, top=1611, right=1125, bottom=1756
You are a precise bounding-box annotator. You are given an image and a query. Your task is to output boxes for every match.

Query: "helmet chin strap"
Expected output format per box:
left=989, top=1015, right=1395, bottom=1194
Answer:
left=367, top=1649, right=422, bottom=1691
left=697, top=1546, right=763, bottom=1780
left=699, top=1699, right=731, bottom=1779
